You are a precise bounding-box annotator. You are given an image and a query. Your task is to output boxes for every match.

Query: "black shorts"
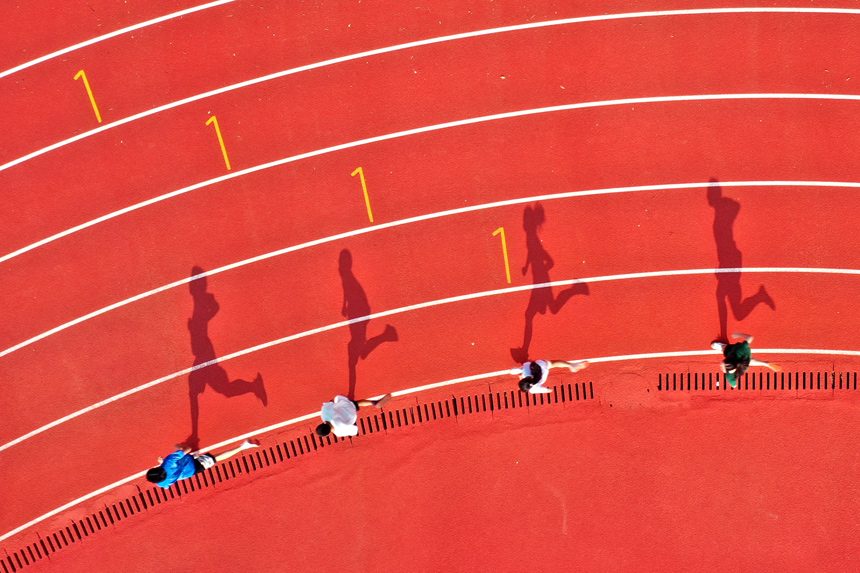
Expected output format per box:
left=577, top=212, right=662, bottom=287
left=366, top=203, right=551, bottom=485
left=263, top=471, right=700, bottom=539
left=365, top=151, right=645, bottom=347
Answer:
left=352, top=400, right=361, bottom=411
left=192, top=453, right=216, bottom=474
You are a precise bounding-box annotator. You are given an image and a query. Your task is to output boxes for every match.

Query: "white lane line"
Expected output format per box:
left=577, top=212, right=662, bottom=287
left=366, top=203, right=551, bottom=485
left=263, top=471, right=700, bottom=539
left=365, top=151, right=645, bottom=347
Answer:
left=4, top=342, right=859, bottom=545
left=2, top=6, right=859, bottom=172
left=0, top=472, right=143, bottom=545
left=4, top=91, right=860, bottom=265
left=4, top=265, right=860, bottom=454
left=3, top=179, right=860, bottom=359
left=0, top=0, right=236, bottom=80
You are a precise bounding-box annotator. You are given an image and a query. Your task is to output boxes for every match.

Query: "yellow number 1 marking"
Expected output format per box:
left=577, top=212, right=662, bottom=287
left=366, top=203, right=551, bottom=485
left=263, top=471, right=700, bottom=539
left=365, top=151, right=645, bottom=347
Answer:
left=73, top=70, right=102, bottom=123
left=493, top=227, right=512, bottom=283
left=205, top=115, right=232, bottom=170
left=351, top=166, right=374, bottom=222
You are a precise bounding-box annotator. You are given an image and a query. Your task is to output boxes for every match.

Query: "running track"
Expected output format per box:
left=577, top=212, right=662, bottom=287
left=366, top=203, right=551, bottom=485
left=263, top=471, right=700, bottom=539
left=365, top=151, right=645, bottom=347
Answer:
left=3, top=2, right=860, bottom=570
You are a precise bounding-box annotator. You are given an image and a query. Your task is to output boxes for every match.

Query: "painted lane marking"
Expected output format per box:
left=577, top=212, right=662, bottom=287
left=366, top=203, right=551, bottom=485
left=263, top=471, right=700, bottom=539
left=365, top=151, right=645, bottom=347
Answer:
left=4, top=90, right=860, bottom=265
left=4, top=5, right=860, bottom=546
left=351, top=166, right=374, bottom=222
left=0, top=0, right=236, bottom=79
left=2, top=6, right=859, bottom=171
left=3, top=342, right=860, bottom=544
left=3, top=180, right=860, bottom=360
left=493, top=227, right=513, bottom=284
left=4, top=266, right=860, bottom=454
left=205, top=115, right=232, bottom=170
left=73, top=70, right=103, bottom=123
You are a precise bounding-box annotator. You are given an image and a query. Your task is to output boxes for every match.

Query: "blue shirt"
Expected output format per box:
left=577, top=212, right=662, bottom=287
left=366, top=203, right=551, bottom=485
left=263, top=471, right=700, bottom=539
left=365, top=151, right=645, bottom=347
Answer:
left=156, top=450, right=196, bottom=488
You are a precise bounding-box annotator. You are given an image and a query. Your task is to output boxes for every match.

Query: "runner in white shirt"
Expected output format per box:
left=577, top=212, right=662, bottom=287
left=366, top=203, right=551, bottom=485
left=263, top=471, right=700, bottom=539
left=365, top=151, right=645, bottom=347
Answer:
left=510, top=360, right=588, bottom=393
left=316, top=393, right=392, bottom=437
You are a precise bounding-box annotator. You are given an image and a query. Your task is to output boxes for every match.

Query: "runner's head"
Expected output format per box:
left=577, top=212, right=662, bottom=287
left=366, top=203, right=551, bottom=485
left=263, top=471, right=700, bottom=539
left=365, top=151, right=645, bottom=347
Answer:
left=519, top=377, right=535, bottom=392
left=146, top=467, right=167, bottom=483
left=724, top=359, right=750, bottom=388
left=315, top=422, right=332, bottom=437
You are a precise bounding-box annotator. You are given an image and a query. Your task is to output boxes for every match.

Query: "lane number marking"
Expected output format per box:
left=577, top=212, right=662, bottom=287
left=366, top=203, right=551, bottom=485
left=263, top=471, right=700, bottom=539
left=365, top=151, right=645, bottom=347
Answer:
left=205, top=115, right=232, bottom=170
left=73, top=70, right=102, bottom=123
left=351, top=166, right=374, bottom=222
left=493, top=227, right=512, bottom=283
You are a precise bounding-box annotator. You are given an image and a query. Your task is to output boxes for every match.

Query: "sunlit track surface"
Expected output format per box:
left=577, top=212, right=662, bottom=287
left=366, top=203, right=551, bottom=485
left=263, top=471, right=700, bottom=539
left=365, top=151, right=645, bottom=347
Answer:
left=0, top=0, right=236, bottom=79
left=3, top=9, right=860, bottom=255
left=1, top=179, right=857, bottom=359
left=4, top=3, right=860, bottom=570
left=3, top=266, right=860, bottom=455
left=3, top=96, right=860, bottom=263
left=2, top=345, right=858, bottom=548
left=3, top=7, right=859, bottom=172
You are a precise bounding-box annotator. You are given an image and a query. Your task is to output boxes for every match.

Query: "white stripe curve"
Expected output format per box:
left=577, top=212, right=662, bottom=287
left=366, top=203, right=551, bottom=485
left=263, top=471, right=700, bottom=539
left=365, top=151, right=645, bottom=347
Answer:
left=3, top=179, right=860, bottom=359
left=2, top=7, right=859, bottom=172
left=4, top=265, right=860, bottom=454
left=4, top=92, right=860, bottom=266
left=0, top=0, right=236, bottom=78
left=3, top=342, right=859, bottom=544
left=0, top=0, right=236, bottom=79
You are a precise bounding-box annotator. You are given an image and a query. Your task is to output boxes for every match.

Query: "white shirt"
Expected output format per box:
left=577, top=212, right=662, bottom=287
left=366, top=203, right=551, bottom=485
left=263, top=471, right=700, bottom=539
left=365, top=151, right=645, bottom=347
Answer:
left=509, top=360, right=552, bottom=393
left=320, top=395, right=359, bottom=436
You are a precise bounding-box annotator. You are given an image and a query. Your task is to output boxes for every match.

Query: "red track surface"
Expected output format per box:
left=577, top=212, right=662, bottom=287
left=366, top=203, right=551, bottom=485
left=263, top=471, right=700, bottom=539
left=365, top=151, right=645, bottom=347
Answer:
left=3, top=1, right=860, bottom=570
left=25, top=397, right=860, bottom=572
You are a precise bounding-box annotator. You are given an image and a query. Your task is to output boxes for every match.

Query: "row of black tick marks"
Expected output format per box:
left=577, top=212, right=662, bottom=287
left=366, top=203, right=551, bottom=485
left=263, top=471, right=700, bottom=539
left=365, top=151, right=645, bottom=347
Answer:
left=2, top=381, right=594, bottom=572
left=659, top=371, right=860, bottom=392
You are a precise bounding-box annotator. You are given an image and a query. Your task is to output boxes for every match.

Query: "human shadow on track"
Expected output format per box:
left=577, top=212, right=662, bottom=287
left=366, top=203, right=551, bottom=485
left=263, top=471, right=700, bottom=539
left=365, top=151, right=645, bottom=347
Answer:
left=339, top=249, right=398, bottom=400
left=708, top=178, right=775, bottom=341
left=510, top=202, right=589, bottom=363
left=181, top=266, right=267, bottom=451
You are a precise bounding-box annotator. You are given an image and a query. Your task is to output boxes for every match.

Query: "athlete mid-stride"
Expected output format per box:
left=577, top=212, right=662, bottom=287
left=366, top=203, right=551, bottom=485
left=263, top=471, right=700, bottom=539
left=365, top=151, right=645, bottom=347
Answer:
left=146, top=440, right=260, bottom=489
left=510, top=359, right=589, bottom=393
left=712, top=333, right=781, bottom=388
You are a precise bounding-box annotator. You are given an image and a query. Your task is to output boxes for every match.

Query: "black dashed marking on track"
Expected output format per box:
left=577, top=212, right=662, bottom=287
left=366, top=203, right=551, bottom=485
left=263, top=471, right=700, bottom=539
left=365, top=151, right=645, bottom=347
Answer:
left=657, top=371, right=857, bottom=392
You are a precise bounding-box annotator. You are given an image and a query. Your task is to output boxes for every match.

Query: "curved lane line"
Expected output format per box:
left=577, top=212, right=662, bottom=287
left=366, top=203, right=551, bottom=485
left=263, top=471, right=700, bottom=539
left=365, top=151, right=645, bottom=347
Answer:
left=0, top=0, right=236, bottom=79
left=3, top=180, right=860, bottom=359
left=4, top=93, right=860, bottom=266
left=2, top=7, right=859, bottom=171
left=5, top=5, right=860, bottom=547
left=4, top=342, right=860, bottom=544
left=4, top=266, right=860, bottom=454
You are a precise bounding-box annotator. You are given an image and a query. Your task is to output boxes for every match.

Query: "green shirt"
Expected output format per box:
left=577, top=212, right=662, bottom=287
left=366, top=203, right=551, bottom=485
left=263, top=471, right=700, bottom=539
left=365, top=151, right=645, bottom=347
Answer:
left=724, top=341, right=751, bottom=387
left=724, top=341, right=751, bottom=364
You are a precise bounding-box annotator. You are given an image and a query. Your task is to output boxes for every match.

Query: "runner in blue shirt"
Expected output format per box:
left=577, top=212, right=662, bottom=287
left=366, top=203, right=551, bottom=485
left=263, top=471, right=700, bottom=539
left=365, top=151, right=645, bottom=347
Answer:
left=146, top=439, right=259, bottom=488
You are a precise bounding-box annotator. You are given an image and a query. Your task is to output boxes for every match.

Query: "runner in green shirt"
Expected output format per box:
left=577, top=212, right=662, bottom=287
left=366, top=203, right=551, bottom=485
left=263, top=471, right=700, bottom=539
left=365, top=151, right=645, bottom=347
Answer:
left=712, top=333, right=781, bottom=388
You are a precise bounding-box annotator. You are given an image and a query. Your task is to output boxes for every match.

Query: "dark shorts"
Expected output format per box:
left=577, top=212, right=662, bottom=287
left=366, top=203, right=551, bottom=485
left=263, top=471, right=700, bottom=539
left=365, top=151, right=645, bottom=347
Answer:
left=193, top=453, right=216, bottom=474
left=352, top=400, right=361, bottom=411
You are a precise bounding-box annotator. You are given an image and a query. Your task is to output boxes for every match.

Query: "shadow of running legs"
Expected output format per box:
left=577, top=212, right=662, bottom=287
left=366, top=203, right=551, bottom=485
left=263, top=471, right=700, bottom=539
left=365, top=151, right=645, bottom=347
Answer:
left=181, top=267, right=267, bottom=451
left=510, top=203, right=589, bottom=363
left=339, top=250, right=398, bottom=400
left=708, top=178, right=775, bottom=341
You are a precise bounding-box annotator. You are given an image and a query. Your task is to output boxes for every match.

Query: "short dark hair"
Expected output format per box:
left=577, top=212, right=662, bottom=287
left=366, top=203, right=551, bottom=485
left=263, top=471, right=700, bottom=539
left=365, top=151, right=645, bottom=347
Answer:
left=724, top=358, right=750, bottom=377
left=315, top=423, right=332, bottom=436
left=519, top=377, right=535, bottom=392
left=146, top=467, right=167, bottom=483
